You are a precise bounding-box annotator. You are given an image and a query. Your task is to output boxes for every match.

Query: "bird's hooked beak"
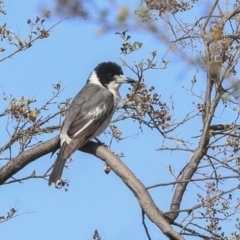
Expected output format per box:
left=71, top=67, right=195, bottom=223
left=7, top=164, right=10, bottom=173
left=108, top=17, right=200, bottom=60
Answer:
left=115, top=75, right=135, bottom=84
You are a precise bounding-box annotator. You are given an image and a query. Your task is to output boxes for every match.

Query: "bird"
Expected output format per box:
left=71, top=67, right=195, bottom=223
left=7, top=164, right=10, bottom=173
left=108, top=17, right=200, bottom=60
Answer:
left=48, top=61, right=135, bottom=186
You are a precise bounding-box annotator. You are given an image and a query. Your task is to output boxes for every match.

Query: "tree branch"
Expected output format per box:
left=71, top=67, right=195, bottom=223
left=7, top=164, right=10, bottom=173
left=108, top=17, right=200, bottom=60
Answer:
left=0, top=136, right=60, bottom=184
left=166, top=88, right=224, bottom=221
left=202, top=0, right=219, bottom=31
left=0, top=18, right=69, bottom=63
left=81, top=142, right=184, bottom=240
left=0, top=136, right=183, bottom=240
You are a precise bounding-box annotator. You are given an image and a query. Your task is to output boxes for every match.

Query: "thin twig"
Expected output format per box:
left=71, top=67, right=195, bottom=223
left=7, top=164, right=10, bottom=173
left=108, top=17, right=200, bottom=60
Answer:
left=142, top=209, right=151, bottom=240
left=0, top=17, right=69, bottom=63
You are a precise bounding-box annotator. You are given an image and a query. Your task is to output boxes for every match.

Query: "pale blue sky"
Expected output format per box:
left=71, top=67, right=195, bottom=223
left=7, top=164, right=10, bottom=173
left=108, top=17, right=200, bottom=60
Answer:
left=1, top=1, right=235, bottom=239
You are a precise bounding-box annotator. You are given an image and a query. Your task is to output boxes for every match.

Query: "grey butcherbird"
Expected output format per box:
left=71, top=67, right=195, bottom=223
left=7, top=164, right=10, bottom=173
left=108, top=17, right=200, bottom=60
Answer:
left=48, top=62, right=135, bottom=186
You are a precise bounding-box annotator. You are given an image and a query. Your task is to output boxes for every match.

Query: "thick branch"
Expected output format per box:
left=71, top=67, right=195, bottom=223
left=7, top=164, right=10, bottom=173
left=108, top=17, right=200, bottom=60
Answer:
left=166, top=89, right=224, bottom=221
left=0, top=136, right=60, bottom=184
left=0, top=137, right=183, bottom=240
left=82, top=142, right=184, bottom=240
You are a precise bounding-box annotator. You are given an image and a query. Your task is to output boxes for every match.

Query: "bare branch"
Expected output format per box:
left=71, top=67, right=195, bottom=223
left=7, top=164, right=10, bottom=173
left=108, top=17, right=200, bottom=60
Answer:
left=0, top=17, right=69, bottom=63
left=202, top=0, right=219, bottom=31
left=0, top=136, right=183, bottom=240
left=142, top=209, right=151, bottom=240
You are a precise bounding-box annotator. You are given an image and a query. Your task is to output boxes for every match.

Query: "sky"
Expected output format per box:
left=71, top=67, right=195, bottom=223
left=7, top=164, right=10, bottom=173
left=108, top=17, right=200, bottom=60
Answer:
left=0, top=1, right=237, bottom=240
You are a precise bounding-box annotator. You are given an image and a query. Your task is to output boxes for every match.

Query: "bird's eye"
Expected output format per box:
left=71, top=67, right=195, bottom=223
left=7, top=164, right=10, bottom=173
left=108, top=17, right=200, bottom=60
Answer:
left=108, top=72, right=114, bottom=78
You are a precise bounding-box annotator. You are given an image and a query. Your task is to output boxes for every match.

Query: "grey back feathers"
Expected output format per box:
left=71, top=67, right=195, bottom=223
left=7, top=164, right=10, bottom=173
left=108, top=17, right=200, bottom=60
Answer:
left=66, top=85, right=114, bottom=139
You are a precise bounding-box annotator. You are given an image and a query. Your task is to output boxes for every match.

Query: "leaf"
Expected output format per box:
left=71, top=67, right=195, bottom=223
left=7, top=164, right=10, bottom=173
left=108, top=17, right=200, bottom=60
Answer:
left=163, top=60, right=170, bottom=67
left=14, top=35, right=20, bottom=41
left=10, top=42, right=19, bottom=48
left=152, top=50, right=157, bottom=56
left=126, top=35, right=131, bottom=41
left=35, top=16, right=40, bottom=23
left=138, top=42, right=143, bottom=49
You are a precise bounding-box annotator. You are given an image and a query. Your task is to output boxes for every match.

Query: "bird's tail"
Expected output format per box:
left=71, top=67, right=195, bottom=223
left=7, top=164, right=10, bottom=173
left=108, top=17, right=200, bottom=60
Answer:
left=48, top=142, right=67, bottom=186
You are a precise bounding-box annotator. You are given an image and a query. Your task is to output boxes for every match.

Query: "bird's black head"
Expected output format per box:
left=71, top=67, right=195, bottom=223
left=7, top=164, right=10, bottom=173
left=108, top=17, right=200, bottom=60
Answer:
left=95, top=62, right=123, bottom=87
left=88, top=62, right=135, bottom=89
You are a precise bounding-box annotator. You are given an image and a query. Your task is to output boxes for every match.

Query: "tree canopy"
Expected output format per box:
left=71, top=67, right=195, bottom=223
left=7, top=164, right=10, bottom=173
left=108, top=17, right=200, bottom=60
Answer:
left=1, top=0, right=240, bottom=239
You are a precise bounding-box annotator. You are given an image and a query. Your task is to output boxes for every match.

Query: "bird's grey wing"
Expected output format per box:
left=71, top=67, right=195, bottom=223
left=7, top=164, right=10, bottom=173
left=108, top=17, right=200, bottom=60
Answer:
left=61, top=85, right=111, bottom=136
left=48, top=87, right=114, bottom=185
left=63, top=88, right=114, bottom=160
left=60, top=85, right=93, bottom=138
